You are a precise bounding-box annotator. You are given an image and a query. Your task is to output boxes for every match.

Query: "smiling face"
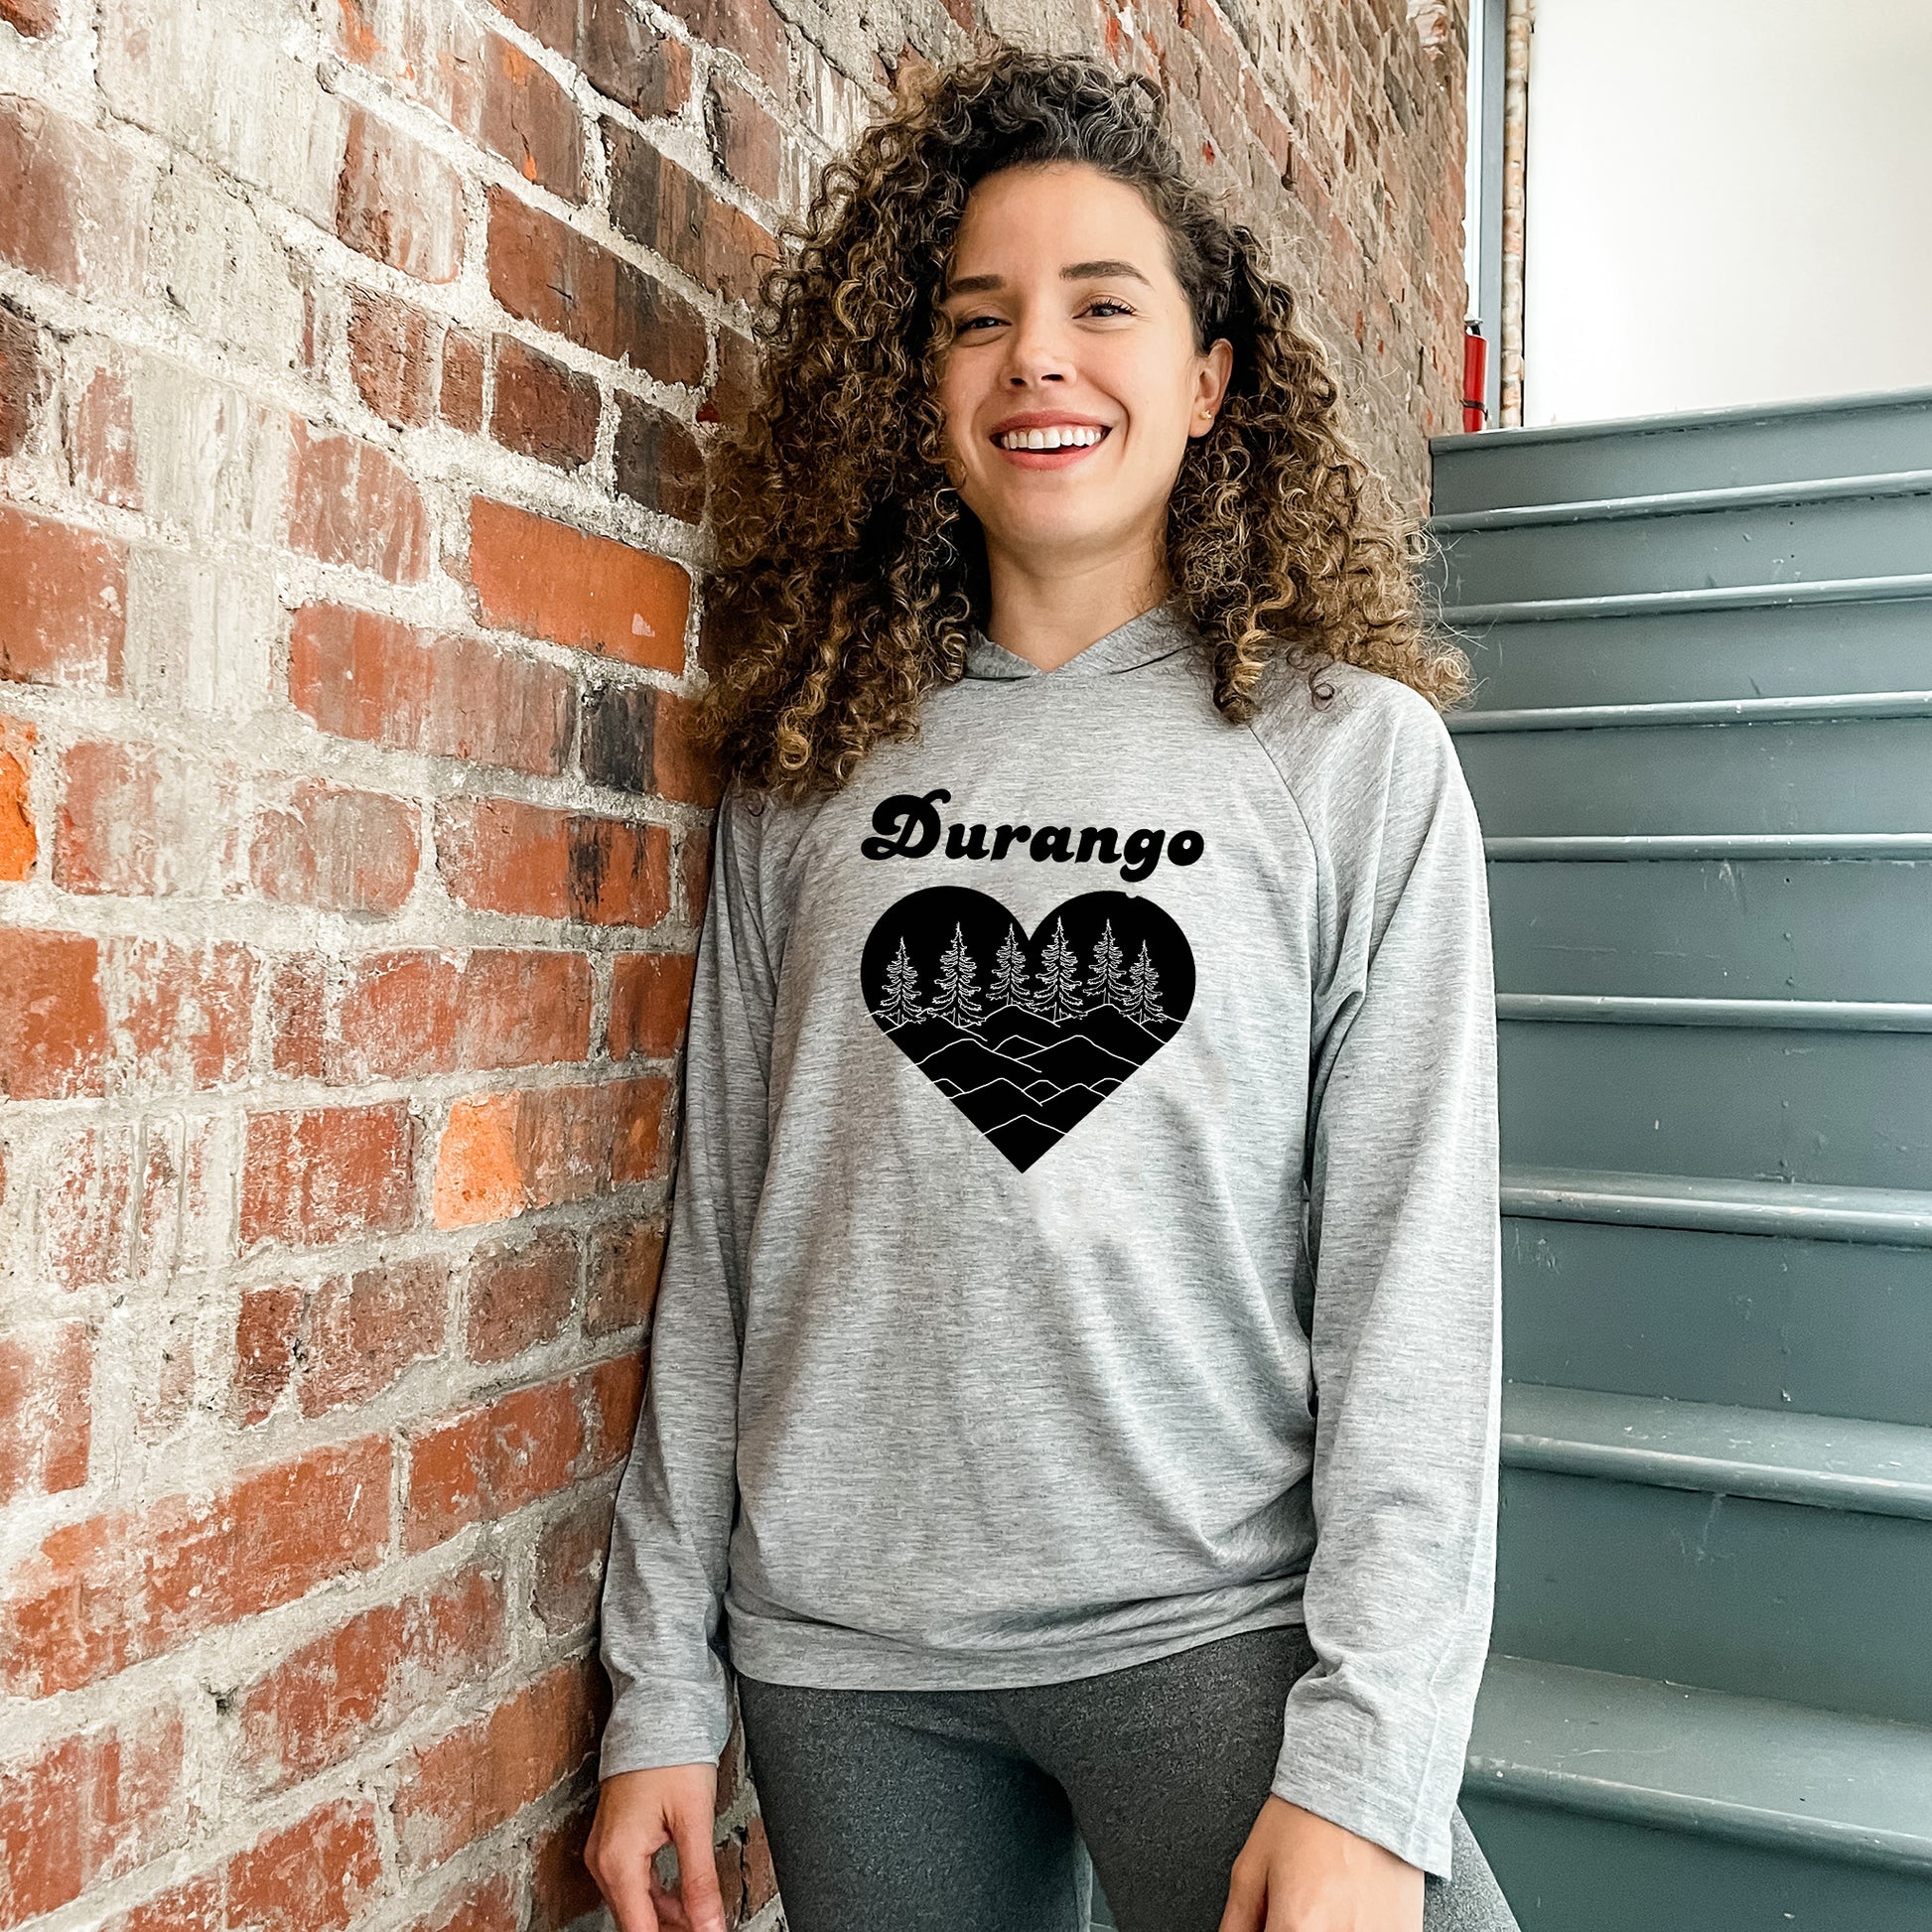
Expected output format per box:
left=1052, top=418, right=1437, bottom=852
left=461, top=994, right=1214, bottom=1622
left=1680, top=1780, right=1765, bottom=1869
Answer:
left=935, top=160, right=1233, bottom=592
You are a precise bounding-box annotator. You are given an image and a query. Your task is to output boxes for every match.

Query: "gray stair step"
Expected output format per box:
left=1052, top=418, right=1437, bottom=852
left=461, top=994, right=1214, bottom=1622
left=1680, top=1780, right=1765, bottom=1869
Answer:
left=1501, top=1384, right=1932, bottom=1520
left=1431, top=472, right=1932, bottom=607
left=1455, top=710, right=1932, bottom=838
left=1501, top=1193, right=1932, bottom=1430
left=1448, top=587, right=1932, bottom=714
left=1441, top=566, right=1932, bottom=627
left=1498, top=1021, right=1932, bottom=1195
left=1430, top=382, right=1932, bottom=513
left=1464, top=1652, right=1932, bottom=1871
left=1485, top=855, right=1932, bottom=1005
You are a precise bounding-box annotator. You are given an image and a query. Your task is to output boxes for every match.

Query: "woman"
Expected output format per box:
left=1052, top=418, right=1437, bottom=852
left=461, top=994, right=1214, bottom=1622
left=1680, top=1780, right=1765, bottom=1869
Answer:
left=585, top=44, right=1517, bottom=1932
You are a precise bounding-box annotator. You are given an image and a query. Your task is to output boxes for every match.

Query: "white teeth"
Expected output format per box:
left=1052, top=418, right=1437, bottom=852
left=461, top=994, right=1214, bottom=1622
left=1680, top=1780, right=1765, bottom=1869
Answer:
left=997, top=425, right=1106, bottom=451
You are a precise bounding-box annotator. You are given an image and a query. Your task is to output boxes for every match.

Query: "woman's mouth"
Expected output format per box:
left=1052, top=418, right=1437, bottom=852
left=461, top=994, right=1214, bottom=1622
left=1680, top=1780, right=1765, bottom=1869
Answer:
left=990, top=424, right=1112, bottom=468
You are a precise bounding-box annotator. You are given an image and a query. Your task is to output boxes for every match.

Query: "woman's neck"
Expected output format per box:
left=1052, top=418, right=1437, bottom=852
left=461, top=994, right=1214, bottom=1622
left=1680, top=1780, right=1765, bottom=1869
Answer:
left=982, top=552, right=1173, bottom=674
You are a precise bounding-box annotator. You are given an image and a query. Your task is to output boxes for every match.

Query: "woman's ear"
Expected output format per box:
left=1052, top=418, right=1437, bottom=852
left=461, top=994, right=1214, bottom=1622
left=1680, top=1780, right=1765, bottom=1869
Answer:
left=1192, top=337, right=1236, bottom=435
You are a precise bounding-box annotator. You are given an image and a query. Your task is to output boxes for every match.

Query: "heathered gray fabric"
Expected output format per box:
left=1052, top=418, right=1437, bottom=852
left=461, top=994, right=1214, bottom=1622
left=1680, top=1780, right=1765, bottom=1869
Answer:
left=598, top=595, right=1503, bottom=1878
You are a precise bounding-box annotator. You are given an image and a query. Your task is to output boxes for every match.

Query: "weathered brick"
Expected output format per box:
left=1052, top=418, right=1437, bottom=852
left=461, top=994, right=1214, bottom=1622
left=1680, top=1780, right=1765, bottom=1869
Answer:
left=706, top=71, right=783, bottom=203
left=699, top=323, right=762, bottom=429
left=290, top=602, right=577, bottom=778
left=0, top=95, right=156, bottom=300
left=496, top=0, right=692, bottom=120
left=0, top=303, right=46, bottom=457
left=466, top=1225, right=579, bottom=1362
left=223, top=1797, right=386, bottom=1932
left=333, top=947, right=594, bottom=1081
left=477, top=32, right=583, bottom=200
left=0, top=714, right=37, bottom=881
left=239, top=1103, right=417, bottom=1253
left=579, top=1351, right=644, bottom=1469
left=0, top=1436, right=391, bottom=1697
left=0, top=1319, right=92, bottom=1505
left=578, top=678, right=652, bottom=793
left=249, top=780, right=420, bottom=916
left=0, top=1705, right=196, bottom=1926
left=347, top=289, right=440, bottom=429
left=233, top=1564, right=507, bottom=1793
left=607, top=951, right=696, bottom=1061
left=585, top=1210, right=665, bottom=1333
left=403, top=1375, right=586, bottom=1552
left=613, top=391, right=707, bottom=522
left=267, top=955, right=327, bottom=1079
left=400, top=1871, right=519, bottom=1932
left=0, top=928, right=106, bottom=1101
left=111, top=939, right=255, bottom=1092
left=680, top=816, right=713, bottom=923
left=289, top=420, right=433, bottom=583
left=529, top=1801, right=601, bottom=1932
left=660, top=0, right=788, bottom=94
left=436, top=794, right=672, bottom=926
left=531, top=1488, right=614, bottom=1633
left=0, top=505, right=125, bottom=690
left=391, top=1659, right=607, bottom=1870
left=485, top=186, right=707, bottom=384
left=607, top=126, right=777, bottom=304
left=650, top=685, right=725, bottom=806
left=67, top=363, right=141, bottom=511
left=57, top=741, right=243, bottom=898
left=469, top=494, right=689, bottom=669
left=441, top=328, right=486, bottom=432
left=0, top=0, right=59, bottom=35
left=431, top=1076, right=667, bottom=1229
left=336, top=104, right=464, bottom=282
left=488, top=335, right=600, bottom=471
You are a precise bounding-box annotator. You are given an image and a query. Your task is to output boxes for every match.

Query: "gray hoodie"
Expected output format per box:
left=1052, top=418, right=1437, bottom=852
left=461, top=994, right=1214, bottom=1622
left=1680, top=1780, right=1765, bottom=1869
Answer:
left=597, top=596, right=1502, bottom=1878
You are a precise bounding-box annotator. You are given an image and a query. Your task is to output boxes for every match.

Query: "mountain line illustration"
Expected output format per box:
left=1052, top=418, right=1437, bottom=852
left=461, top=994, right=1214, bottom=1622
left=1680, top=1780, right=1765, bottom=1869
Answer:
left=860, top=885, right=1196, bottom=1171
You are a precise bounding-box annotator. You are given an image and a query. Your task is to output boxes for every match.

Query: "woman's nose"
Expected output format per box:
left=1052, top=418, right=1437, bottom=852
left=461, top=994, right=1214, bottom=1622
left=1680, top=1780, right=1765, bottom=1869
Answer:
left=1001, top=315, right=1072, bottom=385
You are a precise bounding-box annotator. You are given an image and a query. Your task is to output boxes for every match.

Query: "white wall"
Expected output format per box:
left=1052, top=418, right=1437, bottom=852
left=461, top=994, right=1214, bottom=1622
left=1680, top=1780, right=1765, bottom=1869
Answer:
left=1522, top=0, right=1932, bottom=425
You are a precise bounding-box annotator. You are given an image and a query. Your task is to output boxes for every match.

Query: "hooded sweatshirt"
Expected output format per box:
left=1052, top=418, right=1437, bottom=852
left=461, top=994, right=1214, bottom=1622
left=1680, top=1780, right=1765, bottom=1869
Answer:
left=597, top=596, right=1502, bottom=1879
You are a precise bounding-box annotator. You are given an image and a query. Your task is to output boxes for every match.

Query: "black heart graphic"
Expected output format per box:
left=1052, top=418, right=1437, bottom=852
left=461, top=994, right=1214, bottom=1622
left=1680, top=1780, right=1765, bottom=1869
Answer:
left=860, top=885, right=1196, bottom=1171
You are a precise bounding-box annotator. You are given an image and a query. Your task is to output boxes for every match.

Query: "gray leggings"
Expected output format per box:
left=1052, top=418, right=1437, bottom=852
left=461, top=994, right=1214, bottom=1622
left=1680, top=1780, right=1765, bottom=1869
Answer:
left=735, top=1619, right=1520, bottom=1932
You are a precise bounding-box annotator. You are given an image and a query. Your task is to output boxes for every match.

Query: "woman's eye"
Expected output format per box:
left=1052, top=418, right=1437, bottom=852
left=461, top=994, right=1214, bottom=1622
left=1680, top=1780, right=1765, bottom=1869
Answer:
left=1085, top=298, right=1135, bottom=318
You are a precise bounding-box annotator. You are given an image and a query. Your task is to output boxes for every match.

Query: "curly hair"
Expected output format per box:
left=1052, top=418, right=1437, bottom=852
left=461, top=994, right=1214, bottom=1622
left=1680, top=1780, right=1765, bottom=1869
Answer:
left=693, top=41, right=1472, bottom=801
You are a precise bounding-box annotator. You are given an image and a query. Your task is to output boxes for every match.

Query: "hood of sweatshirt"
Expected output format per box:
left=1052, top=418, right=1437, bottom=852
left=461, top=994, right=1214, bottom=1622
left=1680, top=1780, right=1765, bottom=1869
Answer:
left=961, top=594, right=1202, bottom=680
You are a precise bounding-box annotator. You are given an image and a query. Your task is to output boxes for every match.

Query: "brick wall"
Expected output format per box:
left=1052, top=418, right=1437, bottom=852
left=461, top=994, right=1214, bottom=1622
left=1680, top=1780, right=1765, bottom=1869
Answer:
left=0, top=2, right=1467, bottom=1928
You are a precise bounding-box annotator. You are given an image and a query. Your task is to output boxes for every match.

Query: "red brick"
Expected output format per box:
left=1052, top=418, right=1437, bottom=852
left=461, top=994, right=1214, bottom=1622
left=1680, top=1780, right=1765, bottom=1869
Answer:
left=489, top=335, right=601, bottom=472
left=0, top=0, right=58, bottom=36
left=607, top=127, right=777, bottom=304
left=485, top=186, right=706, bottom=385
left=431, top=1077, right=668, bottom=1230
left=404, top=1376, right=587, bottom=1552
left=466, top=1226, right=579, bottom=1362
left=0, top=1320, right=92, bottom=1506
left=579, top=1352, right=644, bottom=1470
left=101, top=1872, right=222, bottom=1932
left=613, top=390, right=706, bottom=522
left=401, top=1871, right=519, bottom=1932
left=651, top=685, right=725, bottom=806
left=289, top=420, right=432, bottom=584
left=40, top=1123, right=133, bottom=1288
left=436, top=794, right=672, bottom=927
left=268, top=955, right=327, bottom=1078
left=532, top=1489, right=613, bottom=1633
left=290, top=601, right=576, bottom=777
left=608, top=950, right=696, bottom=1060
left=586, top=1212, right=665, bottom=1334
left=132, top=1114, right=216, bottom=1285
left=0, top=96, right=154, bottom=300
left=0, top=1706, right=196, bottom=1926
left=0, top=304, right=47, bottom=457
left=0, top=928, right=106, bottom=1100
left=498, top=0, right=692, bottom=120
left=659, top=0, right=787, bottom=94
left=530, top=1801, right=601, bottom=1932
left=234, top=1565, right=507, bottom=1793
left=235, top=1256, right=448, bottom=1425
left=347, top=289, right=439, bottom=429
left=111, top=939, right=255, bottom=1091
left=249, top=780, right=419, bottom=916
left=0, top=1436, right=391, bottom=1698
left=0, top=504, right=125, bottom=689
left=333, top=946, right=593, bottom=1081
left=470, top=494, right=689, bottom=669
left=699, top=324, right=761, bottom=429
left=223, top=1797, right=385, bottom=1932
left=336, top=104, right=463, bottom=283
left=706, top=72, right=782, bottom=202
left=392, top=1659, right=607, bottom=1871
left=56, top=741, right=239, bottom=898
left=240, top=1103, right=416, bottom=1253
left=478, top=32, right=584, bottom=200
left=69, top=363, right=141, bottom=510
left=0, top=725, right=36, bottom=881
left=680, top=817, right=713, bottom=923
left=441, top=329, right=485, bottom=432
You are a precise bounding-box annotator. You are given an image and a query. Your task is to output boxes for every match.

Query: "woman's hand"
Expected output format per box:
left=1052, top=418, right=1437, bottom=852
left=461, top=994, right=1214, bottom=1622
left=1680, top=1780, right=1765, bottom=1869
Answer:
left=584, top=1764, right=729, bottom=1932
left=1217, top=1795, right=1425, bottom=1932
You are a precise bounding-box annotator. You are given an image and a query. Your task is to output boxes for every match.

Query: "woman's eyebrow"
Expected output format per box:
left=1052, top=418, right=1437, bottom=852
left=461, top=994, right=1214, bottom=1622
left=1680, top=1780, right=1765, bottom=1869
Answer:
left=943, top=258, right=1153, bottom=297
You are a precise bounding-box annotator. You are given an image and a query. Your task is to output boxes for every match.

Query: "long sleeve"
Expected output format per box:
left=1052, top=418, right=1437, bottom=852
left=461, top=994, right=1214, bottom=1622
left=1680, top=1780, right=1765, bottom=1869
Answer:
left=598, top=781, right=776, bottom=1777
left=1267, top=689, right=1503, bottom=1878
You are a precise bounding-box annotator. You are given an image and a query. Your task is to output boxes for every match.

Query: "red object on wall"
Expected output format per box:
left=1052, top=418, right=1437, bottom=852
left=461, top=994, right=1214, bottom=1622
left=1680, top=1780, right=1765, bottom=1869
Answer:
left=1463, top=323, right=1489, bottom=432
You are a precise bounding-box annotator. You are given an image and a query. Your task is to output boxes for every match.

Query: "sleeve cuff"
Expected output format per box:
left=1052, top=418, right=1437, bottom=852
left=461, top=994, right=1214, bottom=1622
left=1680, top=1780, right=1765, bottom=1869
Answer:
left=597, top=1676, right=734, bottom=1782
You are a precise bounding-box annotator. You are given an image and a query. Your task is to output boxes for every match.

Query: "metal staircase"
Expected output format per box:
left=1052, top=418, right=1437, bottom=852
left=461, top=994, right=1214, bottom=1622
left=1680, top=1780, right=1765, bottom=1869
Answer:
left=1431, top=386, right=1932, bottom=1932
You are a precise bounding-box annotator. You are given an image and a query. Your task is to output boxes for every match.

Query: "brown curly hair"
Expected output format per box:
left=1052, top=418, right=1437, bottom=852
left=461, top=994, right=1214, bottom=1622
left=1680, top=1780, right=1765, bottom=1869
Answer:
left=694, top=41, right=1471, bottom=802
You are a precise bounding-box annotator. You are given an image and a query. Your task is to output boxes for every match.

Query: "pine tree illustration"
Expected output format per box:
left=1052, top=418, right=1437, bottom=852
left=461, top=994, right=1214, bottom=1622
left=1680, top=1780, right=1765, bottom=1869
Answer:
left=1034, top=918, right=1084, bottom=1024
left=989, top=925, right=1034, bottom=1011
left=929, top=921, right=986, bottom=1030
left=1082, top=918, right=1129, bottom=1011
left=1125, top=940, right=1169, bottom=1027
left=876, top=936, right=925, bottom=1029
